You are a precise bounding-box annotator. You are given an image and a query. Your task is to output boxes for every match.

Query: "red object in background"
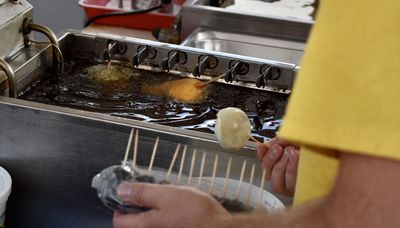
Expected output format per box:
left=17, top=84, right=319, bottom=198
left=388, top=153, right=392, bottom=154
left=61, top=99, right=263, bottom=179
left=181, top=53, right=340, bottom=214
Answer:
left=79, top=0, right=185, bottom=30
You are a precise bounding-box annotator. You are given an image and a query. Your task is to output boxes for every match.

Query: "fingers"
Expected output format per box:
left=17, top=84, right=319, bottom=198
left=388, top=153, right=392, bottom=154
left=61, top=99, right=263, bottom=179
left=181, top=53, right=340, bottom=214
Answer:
left=256, top=137, right=300, bottom=196
left=272, top=138, right=292, bottom=148
left=117, top=182, right=169, bottom=209
left=256, top=143, right=268, bottom=161
left=113, top=211, right=152, bottom=228
left=114, top=184, right=224, bottom=228
left=114, top=183, right=176, bottom=228
left=261, top=143, right=284, bottom=180
left=256, top=137, right=279, bottom=161
left=285, top=146, right=300, bottom=195
left=270, top=148, right=290, bottom=194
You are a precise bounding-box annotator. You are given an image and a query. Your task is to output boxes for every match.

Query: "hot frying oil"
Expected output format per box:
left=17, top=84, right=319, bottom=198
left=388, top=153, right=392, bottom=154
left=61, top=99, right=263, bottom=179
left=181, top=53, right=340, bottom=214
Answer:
left=21, top=57, right=288, bottom=141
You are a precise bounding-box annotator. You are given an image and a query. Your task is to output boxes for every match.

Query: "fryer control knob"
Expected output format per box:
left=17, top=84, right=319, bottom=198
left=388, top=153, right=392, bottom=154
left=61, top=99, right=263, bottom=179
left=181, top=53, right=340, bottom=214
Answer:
left=160, top=50, right=187, bottom=72
left=256, top=65, right=281, bottom=88
left=132, top=45, right=157, bottom=67
left=102, top=41, right=128, bottom=62
left=224, top=60, right=249, bottom=83
left=193, top=55, right=218, bottom=77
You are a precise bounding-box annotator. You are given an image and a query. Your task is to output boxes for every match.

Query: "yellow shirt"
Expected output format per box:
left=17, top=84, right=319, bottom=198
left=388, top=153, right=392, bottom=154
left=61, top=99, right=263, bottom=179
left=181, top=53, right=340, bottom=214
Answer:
left=279, top=0, right=400, bottom=205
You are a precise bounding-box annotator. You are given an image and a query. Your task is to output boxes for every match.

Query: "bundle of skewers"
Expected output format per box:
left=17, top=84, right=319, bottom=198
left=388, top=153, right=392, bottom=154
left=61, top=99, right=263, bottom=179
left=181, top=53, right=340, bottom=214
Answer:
left=92, top=108, right=275, bottom=213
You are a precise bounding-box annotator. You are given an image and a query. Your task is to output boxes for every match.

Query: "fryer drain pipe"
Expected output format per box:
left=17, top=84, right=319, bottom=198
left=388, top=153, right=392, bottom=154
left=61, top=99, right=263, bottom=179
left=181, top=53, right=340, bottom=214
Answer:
left=22, top=18, right=63, bottom=74
left=0, top=59, right=17, bottom=98
left=23, top=18, right=59, bottom=47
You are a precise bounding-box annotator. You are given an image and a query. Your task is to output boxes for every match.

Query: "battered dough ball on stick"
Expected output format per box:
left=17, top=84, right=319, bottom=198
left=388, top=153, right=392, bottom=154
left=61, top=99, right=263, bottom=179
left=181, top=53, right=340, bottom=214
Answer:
left=142, top=73, right=225, bottom=103
left=142, top=78, right=207, bottom=103
left=167, top=78, right=207, bottom=103
left=215, top=107, right=256, bottom=150
left=165, top=72, right=226, bottom=103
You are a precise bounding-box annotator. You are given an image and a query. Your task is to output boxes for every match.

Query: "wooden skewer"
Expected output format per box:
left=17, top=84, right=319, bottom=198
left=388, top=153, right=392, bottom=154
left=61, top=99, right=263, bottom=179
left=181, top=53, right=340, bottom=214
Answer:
left=235, top=160, right=247, bottom=199
left=177, top=145, right=187, bottom=183
left=249, top=135, right=263, bottom=145
left=258, top=168, right=267, bottom=208
left=188, top=149, right=197, bottom=185
left=107, top=58, right=112, bottom=70
left=194, top=73, right=226, bottom=88
left=108, top=41, right=117, bottom=51
left=209, top=154, right=219, bottom=194
left=198, top=152, right=206, bottom=187
left=147, top=137, right=159, bottom=175
left=132, top=129, right=139, bottom=170
left=247, top=164, right=256, bottom=204
left=107, top=42, right=116, bottom=70
left=223, top=157, right=232, bottom=197
left=122, top=128, right=134, bottom=166
left=250, top=136, right=272, bottom=148
left=166, top=143, right=181, bottom=181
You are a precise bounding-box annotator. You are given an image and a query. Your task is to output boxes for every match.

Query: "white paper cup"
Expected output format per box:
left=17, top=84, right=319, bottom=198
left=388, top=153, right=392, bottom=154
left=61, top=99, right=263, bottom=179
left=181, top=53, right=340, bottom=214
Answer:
left=0, top=166, right=11, bottom=227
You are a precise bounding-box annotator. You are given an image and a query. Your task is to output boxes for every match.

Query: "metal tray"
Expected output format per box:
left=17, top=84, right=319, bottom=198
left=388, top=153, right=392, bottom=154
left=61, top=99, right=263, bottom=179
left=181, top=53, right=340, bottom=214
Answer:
left=181, top=0, right=313, bottom=42
left=182, top=27, right=305, bottom=65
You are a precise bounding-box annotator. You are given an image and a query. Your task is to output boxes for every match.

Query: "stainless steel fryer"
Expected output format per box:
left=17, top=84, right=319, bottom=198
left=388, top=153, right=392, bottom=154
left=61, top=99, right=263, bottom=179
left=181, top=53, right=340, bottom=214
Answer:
left=0, top=2, right=295, bottom=227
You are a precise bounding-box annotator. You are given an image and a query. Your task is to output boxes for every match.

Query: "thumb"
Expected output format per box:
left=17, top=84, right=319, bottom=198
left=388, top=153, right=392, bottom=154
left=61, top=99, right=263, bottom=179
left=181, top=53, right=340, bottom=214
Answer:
left=117, top=182, right=166, bottom=209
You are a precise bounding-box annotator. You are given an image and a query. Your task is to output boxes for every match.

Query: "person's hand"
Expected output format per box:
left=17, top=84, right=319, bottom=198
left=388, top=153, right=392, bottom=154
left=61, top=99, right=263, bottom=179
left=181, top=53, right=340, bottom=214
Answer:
left=113, top=183, right=231, bottom=228
left=256, top=138, right=299, bottom=196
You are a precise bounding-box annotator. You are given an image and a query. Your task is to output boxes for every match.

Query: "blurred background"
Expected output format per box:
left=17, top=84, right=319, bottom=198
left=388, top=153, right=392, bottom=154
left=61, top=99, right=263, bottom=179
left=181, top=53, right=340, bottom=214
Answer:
left=29, top=0, right=85, bottom=33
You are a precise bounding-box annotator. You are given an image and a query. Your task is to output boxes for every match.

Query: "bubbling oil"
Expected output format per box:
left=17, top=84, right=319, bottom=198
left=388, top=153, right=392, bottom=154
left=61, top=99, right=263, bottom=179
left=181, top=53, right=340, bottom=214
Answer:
left=21, top=56, right=288, bottom=141
left=87, top=64, right=132, bottom=83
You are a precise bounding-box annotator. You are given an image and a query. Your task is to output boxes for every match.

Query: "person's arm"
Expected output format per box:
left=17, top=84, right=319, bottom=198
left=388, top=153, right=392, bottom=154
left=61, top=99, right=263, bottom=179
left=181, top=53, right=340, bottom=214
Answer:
left=114, top=151, right=400, bottom=228
left=224, top=151, right=400, bottom=228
